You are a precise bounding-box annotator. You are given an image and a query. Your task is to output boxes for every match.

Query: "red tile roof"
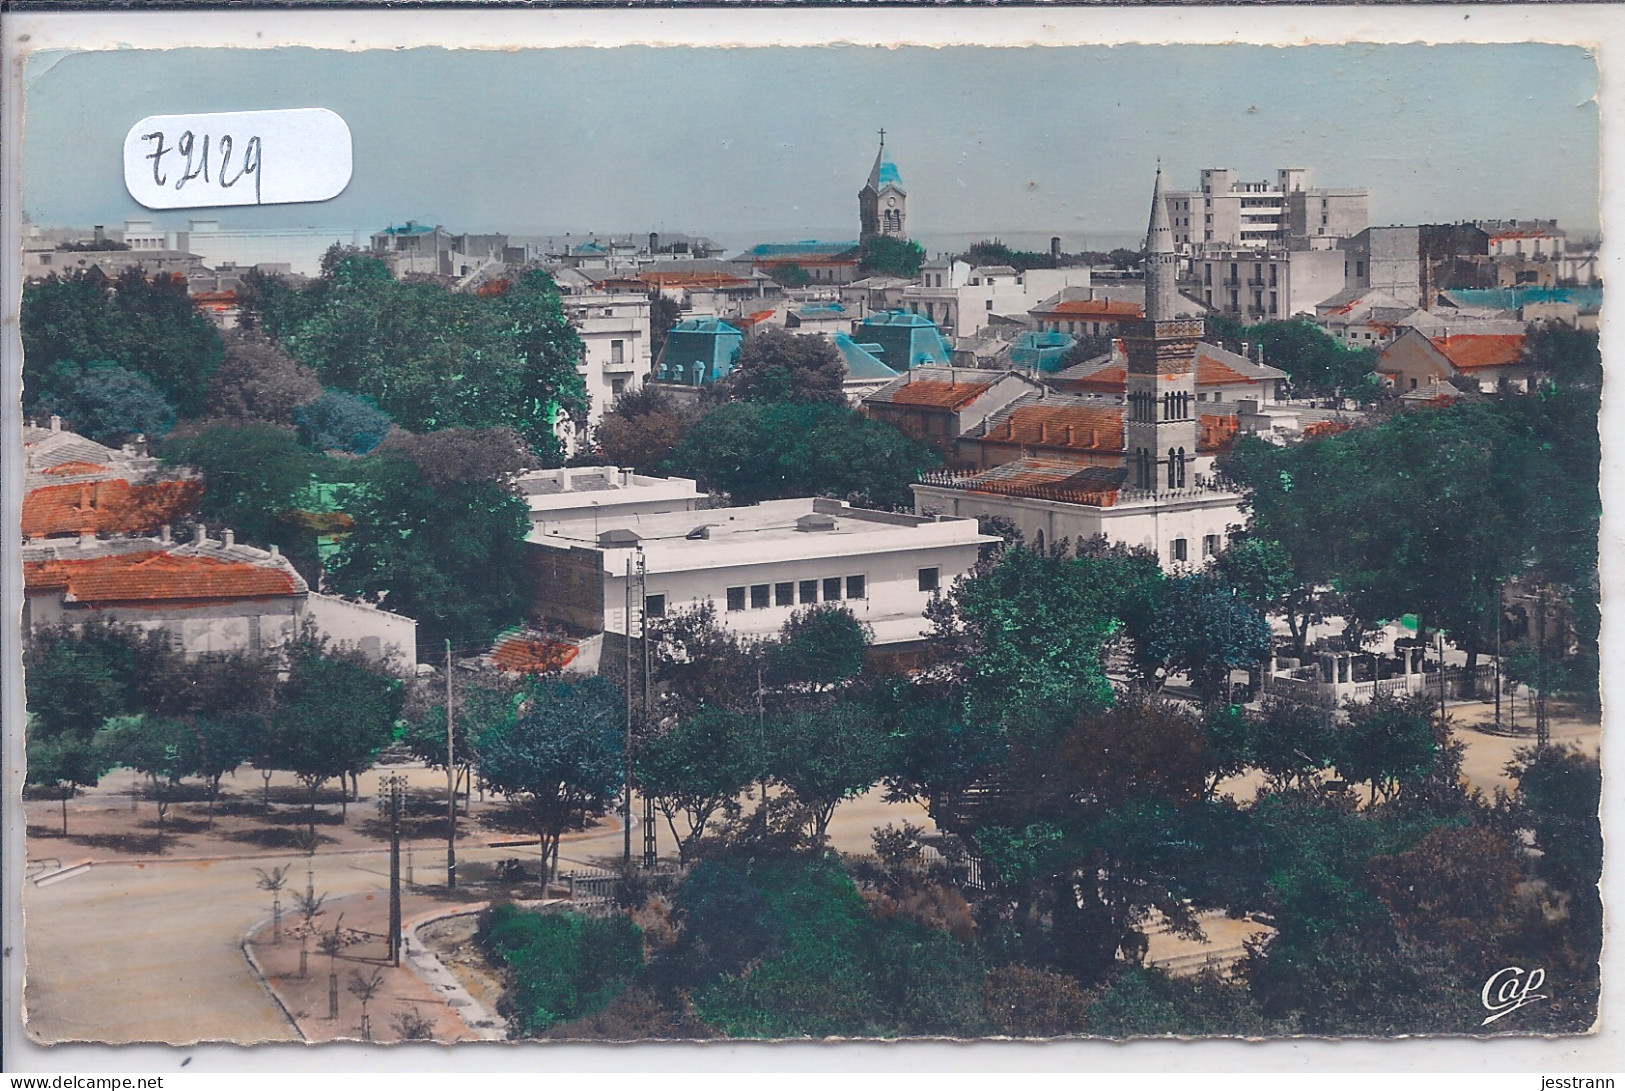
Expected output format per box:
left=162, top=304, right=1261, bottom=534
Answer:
left=986, top=404, right=1125, bottom=453
left=884, top=379, right=994, bottom=410
left=639, top=271, right=753, bottom=290
left=1033, top=298, right=1143, bottom=319
left=1429, top=334, right=1525, bottom=371
left=1302, top=420, right=1355, bottom=440
left=1058, top=364, right=1127, bottom=393
left=1198, top=414, right=1240, bottom=454
left=489, top=634, right=580, bottom=675
left=40, top=460, right=113, bottom=477
left=22, top=479, right=203, bottom=539
left=961, top=457, right=1126, bottom=507
left=1489, top=229, right=1561, bottom=242
left=1195, top=351, right=1255, bottom=386
left=24, top=550, right=300, bottom=605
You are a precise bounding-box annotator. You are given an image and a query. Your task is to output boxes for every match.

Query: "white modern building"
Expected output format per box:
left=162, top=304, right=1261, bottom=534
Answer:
left=895, top=262, right=1092, bottom=338
left=1164, top=167, right=1368, bottom=252
left=524, top=497, right=995, bottom=648
left=516, top=466, right=705, bottom=539
left=123, top=219, right=365, bottom=277
left=560, top=291, right=654, bottom=451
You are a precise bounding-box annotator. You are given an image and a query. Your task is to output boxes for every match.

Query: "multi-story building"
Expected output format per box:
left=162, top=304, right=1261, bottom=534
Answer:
left=517, top=466, right=705, bottom=540
left=1191, top=247, right=1347, bottom=321
left=524, top=496, right=994, bottom=650
left=1164, top=167, right=1368, bottom=252
left=562, top=291, right=652, bottom=433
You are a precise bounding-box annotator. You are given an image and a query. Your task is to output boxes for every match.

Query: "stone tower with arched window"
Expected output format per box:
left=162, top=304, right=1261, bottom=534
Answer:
left=859, top=130, right=907, bottom=246
left=1123, top=167, right=1202, bottom=493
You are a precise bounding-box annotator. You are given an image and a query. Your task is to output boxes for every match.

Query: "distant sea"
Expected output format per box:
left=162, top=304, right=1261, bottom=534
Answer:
left=507, top=228, right=1146, bottom=259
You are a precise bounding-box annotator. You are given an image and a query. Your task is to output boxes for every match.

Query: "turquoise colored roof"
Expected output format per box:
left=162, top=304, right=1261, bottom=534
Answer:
left=572, top=241, right=609, bottom=255
left=657, top=318, right=745, bottom=386
left=877, top=158, right=902, bottom=187
left=380, top=223, right=434, bottom=236
left=833, top=332, right=901, bottom=382
left=742, top=241, right=858, bottom=259
left=1445, top=286, right=1603, bottom=314
left=1011, top=330, right=1077, bottom=373
left=796, top=302, right=847, bottom=318
left=859, top=309, right=953, bottom=369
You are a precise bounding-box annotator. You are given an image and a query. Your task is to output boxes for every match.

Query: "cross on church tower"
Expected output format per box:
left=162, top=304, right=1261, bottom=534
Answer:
left=878, top=128, right=886, bottom=146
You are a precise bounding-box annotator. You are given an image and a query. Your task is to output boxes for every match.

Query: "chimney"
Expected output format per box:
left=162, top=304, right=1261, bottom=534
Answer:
left=560, top=471, right=573, bottom=492
left=269, top=544, right=280, bottom=559
left=1050, top=237, right=1061, bottom=259
left=93, top=225, right=105, bottom=244
left=160, top=524, right=172, bottom=545
left=194, top=524, right=208, bottom=546
left=650, top=232, right=660, bottom=254
left=223, top=529, right=235, bottom=547
left=49, top=415, right=61, bottom=433
left=79, top=530, right=96, bottom=548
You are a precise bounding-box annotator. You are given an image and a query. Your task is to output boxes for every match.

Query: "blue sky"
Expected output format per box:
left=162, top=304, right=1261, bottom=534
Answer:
left=22, top=43, right=1599, bottom=249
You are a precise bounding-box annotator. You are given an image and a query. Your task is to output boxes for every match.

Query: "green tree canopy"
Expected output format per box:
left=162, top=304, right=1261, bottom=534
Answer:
left=858, top=236, right=926, bottom=278
left=254, top=258, right=585, bottom=460
left=21, top=270, right=225, bottom=417
left=766, top=702, right=896, bottom=843
left=725, top=328, right=847, bottom=406
left=325, top=450, right=531, bottom=657
left=35, top=363, right=176, bottom=445
left=636, top=707, right=764, bottom=862
left=666, top=400, right=937, bottom=509
left=476, top=675, right=625, bottom=882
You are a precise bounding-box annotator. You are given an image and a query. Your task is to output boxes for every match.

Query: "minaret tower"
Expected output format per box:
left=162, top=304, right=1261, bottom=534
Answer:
left=1122, top=167, right=1202, bottom=493
left=859, top=129, right=908, bottom=245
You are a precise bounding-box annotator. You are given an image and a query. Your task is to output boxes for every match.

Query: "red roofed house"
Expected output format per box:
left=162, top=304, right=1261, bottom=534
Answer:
left=1375, top=328, right=1530, bottom=394
left=860, top=367, right=1045, bottom=462
left=23, top=418, right=203, bottom=540
left=1049, top=341, right=1287, bottom=405
left=1028, top=296, right=1144, bottom=340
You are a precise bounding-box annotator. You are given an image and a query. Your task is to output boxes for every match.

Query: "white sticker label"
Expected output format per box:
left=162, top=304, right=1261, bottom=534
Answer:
left=123, top=108, right=352, bottom=210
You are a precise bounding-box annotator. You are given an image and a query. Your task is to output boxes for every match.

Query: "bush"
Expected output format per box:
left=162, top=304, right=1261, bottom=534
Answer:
left=481, top=904, right=642, bottom=1037
left=294, top=389, right=393, bottom=454
left=36, top=362, right=176, bottom=445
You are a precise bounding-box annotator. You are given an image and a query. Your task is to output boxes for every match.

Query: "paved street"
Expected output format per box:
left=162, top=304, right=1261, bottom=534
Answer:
left=22, top=774, right=932, bottom=1044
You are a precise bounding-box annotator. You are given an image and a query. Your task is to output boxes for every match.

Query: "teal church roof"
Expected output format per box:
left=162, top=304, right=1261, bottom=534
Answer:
left=833, top=332, right=902, bottom=382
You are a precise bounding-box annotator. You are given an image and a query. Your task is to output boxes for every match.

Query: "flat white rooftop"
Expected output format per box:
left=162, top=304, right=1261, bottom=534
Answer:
left=528, top=497, right=995, bottom=575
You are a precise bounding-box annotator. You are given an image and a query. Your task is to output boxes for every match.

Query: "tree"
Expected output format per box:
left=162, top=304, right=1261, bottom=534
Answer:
left=766, top=702, right=895, bottom=844
left=270, top=258, right=585, bottom=460
left=21, top=270, right=224, bottom=417
left=858, top=236, right=925, bottom=278
left=1205, top=318, right=1379, bottom=402
left=26, top=735, right=109, bottom=835
left=325, top=451, right=531, bottom=657
left=594, top=385, right=695, bottom=473
left=665, top=400, right=937, bottom=509
left=725, top=328, right=847, bottom=406
left=931, top=545, right=1119, bottom=742
left=636, top=707, right=763, bottom=863
left=768, top=262, right=811, bottom=288
left=271, top=644, right=403, bottom=831
left=35, top=363, right=176, bottom=445
left=23, top=620, right=149, bottom=741
left=1248, top=698, right=1339, bottom=789
left=402, top=676, right=517, bottom=813
left=370, top=425, right=536, bottom=489
left=1334, top=693, right=1438, bottom=803
left=93, top=714, right=198, bottom=846
left=293, top=390, right=393, bottom=454
left=1140, top=574, right=1272, bottom=704
left=764, top=604, right=871, bottom=689
left=1210, top=533, right=1320, bottom=655
left=188, top=713, right=261, bottom=825
left=476, top=675, right=625, bottom=882
left=648, top=293, right=682, bottom=362
left=202, top=331, right=323, bottom=426
left=647, top=601, right=764, bottom=721
left=162, top=423, right=325, bottom=553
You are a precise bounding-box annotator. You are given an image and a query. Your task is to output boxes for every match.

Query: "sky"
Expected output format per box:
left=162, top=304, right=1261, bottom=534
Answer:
left=21, top=42, right=1600, bottom=253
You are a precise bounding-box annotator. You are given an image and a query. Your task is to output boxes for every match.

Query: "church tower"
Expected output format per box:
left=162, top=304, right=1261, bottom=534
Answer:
left=859, top=130, right=907, bottom=245
left=1122, top=167, right=1202, bottom=493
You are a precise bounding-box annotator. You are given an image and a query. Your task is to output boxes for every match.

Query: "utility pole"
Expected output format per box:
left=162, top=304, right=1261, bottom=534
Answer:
left=445, top=640, right=456, bottom=890
left=1494, top=582, right=1504, bottom=731
left=623, top=553, right=634, bottom=870
left=381, top=773, right=405, bottom=966
left=1535, top=587, right=1550, bottom=750
left=642, top=564, right=656, bottom=870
